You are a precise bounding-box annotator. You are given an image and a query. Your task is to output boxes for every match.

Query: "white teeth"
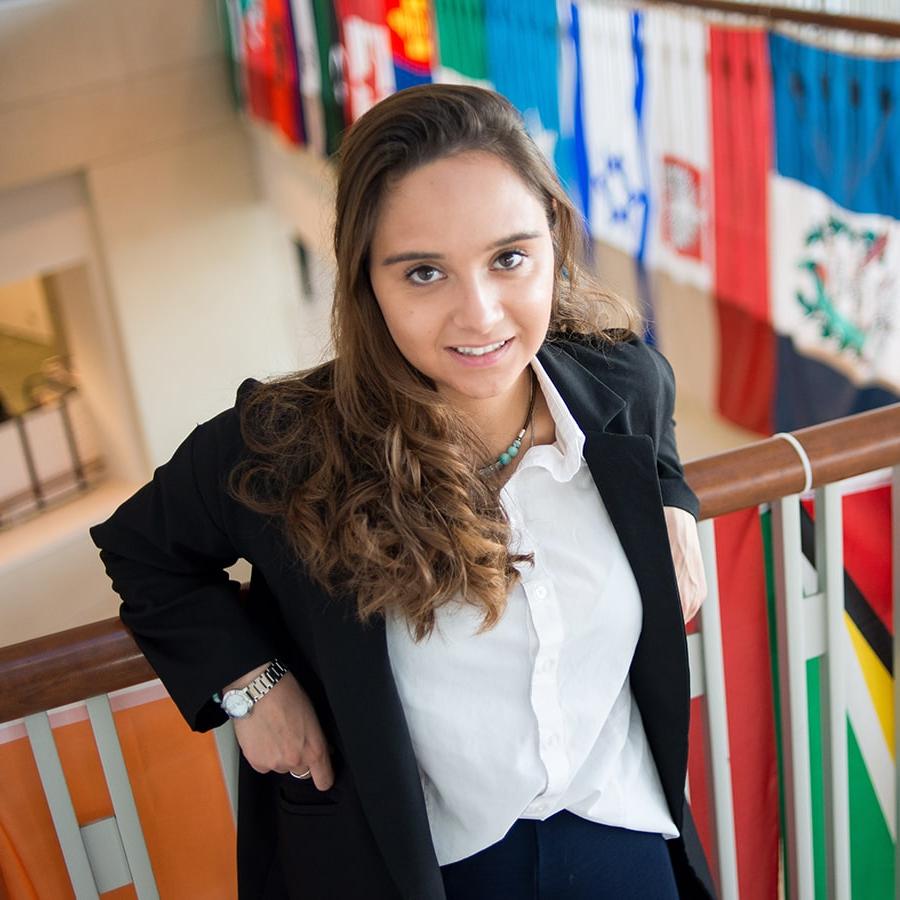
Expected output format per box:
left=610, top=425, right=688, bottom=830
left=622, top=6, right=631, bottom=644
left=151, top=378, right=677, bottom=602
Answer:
left=453, top=339, right=508, bottom=356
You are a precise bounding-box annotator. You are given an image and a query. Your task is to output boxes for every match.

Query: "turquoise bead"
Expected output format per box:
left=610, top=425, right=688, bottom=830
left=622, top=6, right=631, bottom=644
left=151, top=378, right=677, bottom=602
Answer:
left=508, top=446, right=518, bottom=457
left=499, top=452, right=511, bottom=465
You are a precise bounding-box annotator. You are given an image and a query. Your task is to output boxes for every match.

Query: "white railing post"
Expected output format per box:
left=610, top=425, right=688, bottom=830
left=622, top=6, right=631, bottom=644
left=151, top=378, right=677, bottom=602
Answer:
left=23, top=712, right=100, bottom=899
left=213, top=718, right=240, bottom=822
left=85, top=695, right=159, bottom=899
left=771, top=494, right=816, bottom=900
left=815, top=483, right=850, bottom=900
left=696, top=518, right=740, bottom=900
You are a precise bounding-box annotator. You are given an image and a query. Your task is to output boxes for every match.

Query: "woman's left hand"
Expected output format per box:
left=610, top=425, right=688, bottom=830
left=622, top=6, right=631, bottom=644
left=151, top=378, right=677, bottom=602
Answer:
left=663, top=506, right=708, bottom=624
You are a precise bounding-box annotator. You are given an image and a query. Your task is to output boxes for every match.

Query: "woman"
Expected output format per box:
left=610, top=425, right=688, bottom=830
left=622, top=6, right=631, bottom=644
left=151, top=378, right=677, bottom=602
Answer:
left=90, top=84, right=714, bottom=898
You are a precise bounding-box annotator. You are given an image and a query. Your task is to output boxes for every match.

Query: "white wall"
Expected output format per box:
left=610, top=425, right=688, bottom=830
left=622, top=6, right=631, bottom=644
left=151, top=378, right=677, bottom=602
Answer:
left=86, top=123, right=307, bottom=467
left=0, top=0, right=230, bottom=194
left=0, top=0, right=330, bottom=646
left=246, top=123, right=337, bottom=370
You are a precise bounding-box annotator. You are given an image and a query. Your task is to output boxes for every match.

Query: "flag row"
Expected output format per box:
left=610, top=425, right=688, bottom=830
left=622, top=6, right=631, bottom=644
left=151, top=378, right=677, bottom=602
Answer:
left=221, top=1, right=900, bottom=434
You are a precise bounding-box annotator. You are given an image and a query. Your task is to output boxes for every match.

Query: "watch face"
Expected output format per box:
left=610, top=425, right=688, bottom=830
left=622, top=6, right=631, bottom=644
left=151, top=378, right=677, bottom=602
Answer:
left=222, top=690, right=253, bottom=718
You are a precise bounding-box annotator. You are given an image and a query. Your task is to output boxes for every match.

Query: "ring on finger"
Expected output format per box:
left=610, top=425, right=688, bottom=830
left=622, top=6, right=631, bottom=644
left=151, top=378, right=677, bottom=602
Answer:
left=289, top=768, right=312, bottom=779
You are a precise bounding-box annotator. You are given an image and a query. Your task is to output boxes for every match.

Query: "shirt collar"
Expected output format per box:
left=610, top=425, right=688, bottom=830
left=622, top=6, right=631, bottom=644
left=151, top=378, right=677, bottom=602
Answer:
left=513, top=355, right=586, bottom=484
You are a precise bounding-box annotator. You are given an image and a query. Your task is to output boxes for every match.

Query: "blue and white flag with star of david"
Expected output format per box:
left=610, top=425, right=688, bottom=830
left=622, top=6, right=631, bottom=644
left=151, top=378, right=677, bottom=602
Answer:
left=579, top=3, right=649, bottom=259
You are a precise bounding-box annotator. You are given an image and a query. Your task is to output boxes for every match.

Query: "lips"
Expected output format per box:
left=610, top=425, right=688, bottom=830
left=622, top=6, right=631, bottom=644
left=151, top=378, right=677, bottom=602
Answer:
left=448, top=337, right=512, bottom=356
left=446, top=336, right=515, bottom=367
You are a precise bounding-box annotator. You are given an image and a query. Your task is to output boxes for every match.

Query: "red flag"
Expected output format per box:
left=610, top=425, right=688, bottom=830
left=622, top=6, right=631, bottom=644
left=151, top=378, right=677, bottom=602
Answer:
left=335, top=0, right=396, bottom=122
left=266, top=0, right=305, bottom=145
left=710, top=28, right=776, bottom=435
left=687, top=508, right=780, bottom=900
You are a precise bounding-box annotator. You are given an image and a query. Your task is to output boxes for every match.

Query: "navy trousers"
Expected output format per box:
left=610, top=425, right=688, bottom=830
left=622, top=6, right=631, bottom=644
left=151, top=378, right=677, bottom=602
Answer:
left=439, top=810, right=680, bottom=899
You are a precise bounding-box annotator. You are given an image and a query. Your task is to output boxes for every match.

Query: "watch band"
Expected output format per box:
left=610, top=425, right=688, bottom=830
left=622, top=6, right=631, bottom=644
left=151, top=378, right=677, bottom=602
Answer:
left=244, top=659, right=288, bottom=701
left=215, top=659, right=288, bottom=713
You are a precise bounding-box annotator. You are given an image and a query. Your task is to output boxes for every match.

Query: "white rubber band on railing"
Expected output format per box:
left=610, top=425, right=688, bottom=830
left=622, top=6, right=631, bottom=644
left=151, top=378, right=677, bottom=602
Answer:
left=774, top=431, right=813, bottom=494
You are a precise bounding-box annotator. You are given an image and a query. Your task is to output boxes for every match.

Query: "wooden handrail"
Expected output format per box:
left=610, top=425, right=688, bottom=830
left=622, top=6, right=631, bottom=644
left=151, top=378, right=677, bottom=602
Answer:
left=646, top=0, right=900, bottom=39
left=686, top=402, right=900, bottom=520
left=0, top=617, right=155, bottom=723
left=1, top=402, right=899, bottom=724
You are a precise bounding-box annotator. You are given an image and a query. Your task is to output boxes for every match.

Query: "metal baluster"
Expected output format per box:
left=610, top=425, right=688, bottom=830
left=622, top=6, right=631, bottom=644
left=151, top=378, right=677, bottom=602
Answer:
left=57, top=390, right=87, bottom=491
left=24, top=712, right=99, bottom=899
left=13, top=413, right=45, bottom=510
left=213, top=718, right=240, bottom=822
left=772, top=494, right=815, bottom=899
left=697, top=518, right=740, bottom=899
left=85, top=696, right=159, bottom=899
left=815, top=483, right=851, bottom=899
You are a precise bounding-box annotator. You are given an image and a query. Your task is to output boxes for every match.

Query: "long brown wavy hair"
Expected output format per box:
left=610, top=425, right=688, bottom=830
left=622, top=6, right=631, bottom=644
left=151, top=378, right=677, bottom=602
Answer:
left=227, top=84, right=638, bottom=640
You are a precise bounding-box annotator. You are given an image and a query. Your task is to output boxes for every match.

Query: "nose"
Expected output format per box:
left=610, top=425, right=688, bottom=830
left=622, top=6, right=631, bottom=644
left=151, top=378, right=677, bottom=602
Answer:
left=451, top=273, right=504, bottom=335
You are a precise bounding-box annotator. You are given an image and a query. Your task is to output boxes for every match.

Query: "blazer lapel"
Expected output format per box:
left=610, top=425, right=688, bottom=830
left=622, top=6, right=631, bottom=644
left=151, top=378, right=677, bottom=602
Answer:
left=537, top=341, right=690, bottom=826
left=581, top=431, right=690, bottom=825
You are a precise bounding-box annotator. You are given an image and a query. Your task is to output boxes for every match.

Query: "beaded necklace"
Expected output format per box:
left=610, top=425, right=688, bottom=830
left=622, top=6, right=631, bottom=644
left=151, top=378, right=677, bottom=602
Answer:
left=477, top=368, right=537, bottom=478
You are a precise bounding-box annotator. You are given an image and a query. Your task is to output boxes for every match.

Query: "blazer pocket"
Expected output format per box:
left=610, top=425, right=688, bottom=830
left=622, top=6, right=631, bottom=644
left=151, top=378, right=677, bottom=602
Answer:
left=277, top=750, right=345, bottom=816
left=273, top=761, right=400, bottom=899
left=277, top=776, right=342, bottom=816
left=278, top=802, right=340, bottom=817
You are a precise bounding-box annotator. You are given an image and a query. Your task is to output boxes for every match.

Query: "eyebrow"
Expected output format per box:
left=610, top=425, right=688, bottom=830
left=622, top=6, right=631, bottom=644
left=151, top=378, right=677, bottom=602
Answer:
left=380, top=231, right=543, bottom=266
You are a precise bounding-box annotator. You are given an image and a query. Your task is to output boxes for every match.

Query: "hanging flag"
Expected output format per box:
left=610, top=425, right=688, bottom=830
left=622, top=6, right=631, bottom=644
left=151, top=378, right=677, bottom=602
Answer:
left=684, top=506, right=781, bottom=900
left=556, top=1, right=590, bottom=224
left=768, top=33, right=900, bottom=431
left=308, top=0, right=349, bottom=154
left=762, top=477, right=896, bottom=899
left=484, top=0, right=560, bottom=166
left=290, top=0, right=328, bottom=154
left=385, top=0, right=434, bottom=89
left=802, top=484, right=895, bottom=900
left=267, top=0, right=305, bottom=145
left=579, top=4, right=654, bottom=330
left=335, top=0, right=397, bottom=122
left=837, top=483, right=895, bottom=900
left=221, top=0, right=247, bottom=111
left=719, top=509, right=781, bottom=900
left=709, top=26, right=776, bottom=434
left=580, top=3, right=646, bottom=253
left=431, top=0, right=490, bottom=85
left=240, top=0, right=277, bottom=124
left=643, top=7, right=712, bottom=292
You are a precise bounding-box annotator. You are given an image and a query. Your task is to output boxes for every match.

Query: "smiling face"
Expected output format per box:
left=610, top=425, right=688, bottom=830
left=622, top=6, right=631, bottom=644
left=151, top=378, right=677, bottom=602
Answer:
left=368, top=150, right=555, bottom=414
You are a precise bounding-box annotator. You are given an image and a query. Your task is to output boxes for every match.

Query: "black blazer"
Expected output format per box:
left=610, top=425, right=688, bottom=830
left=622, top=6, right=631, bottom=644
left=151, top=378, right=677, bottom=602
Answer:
left=90, top=334, right=717, bottom=899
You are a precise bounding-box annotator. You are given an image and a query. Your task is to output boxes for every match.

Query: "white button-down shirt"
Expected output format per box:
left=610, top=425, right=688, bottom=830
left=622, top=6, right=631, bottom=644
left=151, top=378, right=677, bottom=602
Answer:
left=385, top=356, right=678, bottom=866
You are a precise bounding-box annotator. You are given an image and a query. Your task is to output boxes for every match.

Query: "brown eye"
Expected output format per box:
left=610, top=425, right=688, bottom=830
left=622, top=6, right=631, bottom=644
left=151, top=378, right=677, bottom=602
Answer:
left=494, top=250, right=526, bottom=270
left=407, top=265, right=442, bottom=285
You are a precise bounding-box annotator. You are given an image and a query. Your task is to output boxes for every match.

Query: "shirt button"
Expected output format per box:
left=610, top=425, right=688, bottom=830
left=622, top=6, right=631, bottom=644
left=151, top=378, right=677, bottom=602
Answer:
left=534, top=585, right=548, bottom=600
left=545, top=733, right=560, bottom=747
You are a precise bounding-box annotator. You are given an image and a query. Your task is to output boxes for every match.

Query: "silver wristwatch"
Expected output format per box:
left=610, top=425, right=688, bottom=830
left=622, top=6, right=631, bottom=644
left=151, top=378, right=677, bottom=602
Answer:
left=217, top=659, right=288, bottom=719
